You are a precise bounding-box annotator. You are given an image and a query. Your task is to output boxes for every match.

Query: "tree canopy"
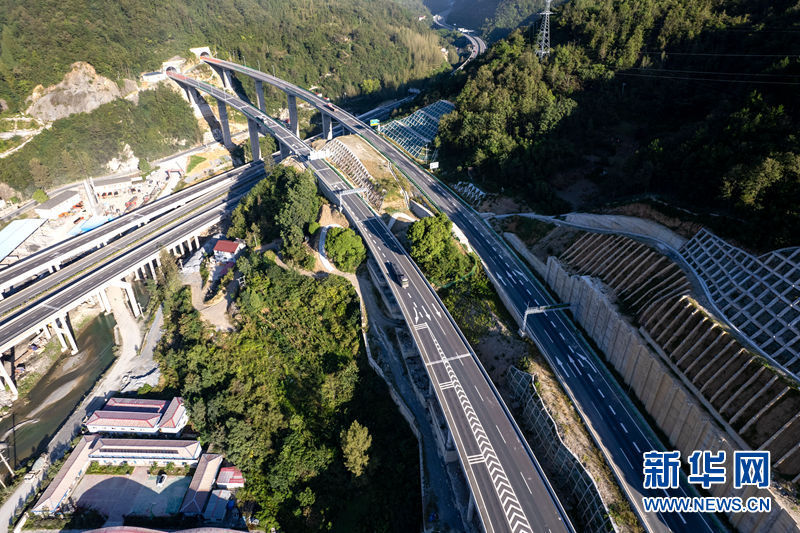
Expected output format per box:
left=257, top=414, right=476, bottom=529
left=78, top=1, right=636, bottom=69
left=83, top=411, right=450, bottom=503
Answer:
left=154, top=251, right=420, bottom=530
left=325, top=227, right=367, bottom=273
left=407, top=213, right=472, bottom=286
left=436, top=0, right=800, bottom=249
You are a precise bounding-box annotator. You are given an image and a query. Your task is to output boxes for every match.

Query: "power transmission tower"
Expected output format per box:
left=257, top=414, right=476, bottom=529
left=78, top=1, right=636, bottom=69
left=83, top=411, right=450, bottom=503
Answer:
left=536, top=0, right=553, bottom=59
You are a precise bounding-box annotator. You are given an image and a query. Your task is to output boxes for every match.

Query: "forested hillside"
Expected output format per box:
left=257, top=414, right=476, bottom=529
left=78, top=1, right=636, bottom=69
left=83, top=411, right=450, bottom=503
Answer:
left=436, top=0, right=800, bottom=250
left=152, top=165, right=420, bottom=530
left=0, top=0, right=444, bottom=111
left=0, top=86, right=200, bottom=192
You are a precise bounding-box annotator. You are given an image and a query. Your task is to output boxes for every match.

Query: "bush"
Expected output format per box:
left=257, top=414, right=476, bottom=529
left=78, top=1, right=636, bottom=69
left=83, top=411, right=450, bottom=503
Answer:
left=32, top=189, right=49, bottom=203
left=308, top=221, right=320, bottom=235
left=325, top=227, right=366, bottom=273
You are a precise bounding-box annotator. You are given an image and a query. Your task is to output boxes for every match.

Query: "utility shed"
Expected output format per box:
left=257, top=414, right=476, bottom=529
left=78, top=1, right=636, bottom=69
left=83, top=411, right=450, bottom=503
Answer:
left=34, top=191, right=80, bottom=219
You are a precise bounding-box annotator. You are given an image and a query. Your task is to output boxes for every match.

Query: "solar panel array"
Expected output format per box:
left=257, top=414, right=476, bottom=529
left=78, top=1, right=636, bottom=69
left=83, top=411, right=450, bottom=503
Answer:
left=380, top=100, right=454, bottom=162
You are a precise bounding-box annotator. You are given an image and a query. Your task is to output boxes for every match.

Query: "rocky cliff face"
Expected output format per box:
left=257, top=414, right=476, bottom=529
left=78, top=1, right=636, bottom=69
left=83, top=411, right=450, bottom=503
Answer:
left=25, top=62, right=137, bottom=122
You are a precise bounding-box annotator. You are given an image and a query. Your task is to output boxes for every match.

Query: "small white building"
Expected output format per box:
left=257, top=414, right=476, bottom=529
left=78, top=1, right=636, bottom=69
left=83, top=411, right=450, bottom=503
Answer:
left=213, top=239, right=245, bottom=262
left=34, top=191, right=80, bottom=219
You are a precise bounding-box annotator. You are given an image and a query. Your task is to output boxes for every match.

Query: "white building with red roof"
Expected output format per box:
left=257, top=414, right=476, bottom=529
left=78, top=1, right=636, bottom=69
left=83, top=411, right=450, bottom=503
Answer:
left=84, top=396, right=188, bottom=435
left=212, top=239, right=244, bottom=262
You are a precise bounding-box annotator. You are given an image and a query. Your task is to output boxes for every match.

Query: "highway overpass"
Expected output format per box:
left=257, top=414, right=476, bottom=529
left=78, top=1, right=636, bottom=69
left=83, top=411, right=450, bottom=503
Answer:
left=202, top=57, right=720, bottom=532
left=170, top=66, right=572, bottom=533
left=0, top=163, right=267, bottom=398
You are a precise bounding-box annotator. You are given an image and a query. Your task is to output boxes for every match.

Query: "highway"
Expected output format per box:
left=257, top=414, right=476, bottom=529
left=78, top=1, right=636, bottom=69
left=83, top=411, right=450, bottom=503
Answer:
left=202, top=58, right=721, bottom=532
left=0, top=164, right=264, bottom=321
left=0, top=163, right=266, bottom=352
left=0, top=162, right=262, bottom=296
left=432, top=14, right=487, bottom=69
left=182, top=63, right=572, bottom=533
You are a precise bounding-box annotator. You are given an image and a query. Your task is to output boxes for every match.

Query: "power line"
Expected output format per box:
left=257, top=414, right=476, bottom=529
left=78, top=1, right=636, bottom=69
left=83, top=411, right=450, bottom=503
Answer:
left=616, top=72, right=800, bottom=85
left=631, top=67, right=800, bottom=78
left=644, top=50, right=800, bottom=57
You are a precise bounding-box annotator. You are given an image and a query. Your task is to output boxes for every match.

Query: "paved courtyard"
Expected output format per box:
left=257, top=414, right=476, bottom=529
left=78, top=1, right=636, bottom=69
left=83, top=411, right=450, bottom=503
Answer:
left=70, top=467, right=190, bottom=525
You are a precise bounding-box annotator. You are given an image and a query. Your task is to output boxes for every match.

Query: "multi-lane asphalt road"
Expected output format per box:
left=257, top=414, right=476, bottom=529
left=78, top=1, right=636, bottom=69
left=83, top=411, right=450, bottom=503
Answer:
left=0, top=163, right=266, bottom=353
left=432, top=14, right=487, bottom=69
left=309, top=89, right=719, bottom=533
left=201, top=58, right=721, bottom=531
left=0, top=163, right=263, bottom=296
left=184, top=62, right=573, bottom=533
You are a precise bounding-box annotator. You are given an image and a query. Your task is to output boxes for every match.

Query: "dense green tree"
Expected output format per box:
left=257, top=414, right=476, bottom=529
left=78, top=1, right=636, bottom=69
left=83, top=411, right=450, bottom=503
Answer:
left=341, top=420, right=372, bottom=477
left=31, top=188, right=48, bottom=203
left=325, top=227, right=366, bottom=273
left=407, top=213, right=472, bottom=285
left=437, top=0, right=800, bottom=249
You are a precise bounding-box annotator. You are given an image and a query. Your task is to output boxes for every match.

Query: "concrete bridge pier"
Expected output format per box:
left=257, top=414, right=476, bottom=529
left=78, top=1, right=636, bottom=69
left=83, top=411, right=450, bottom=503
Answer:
left=287, top=94, right=300, bottom=137
left=216, top=100, right=232, bottom=147
left=0, top=349, right=17, bottom=399
left=279, top=143, right=291, bottom=159
left=255, top=80, right=266, bottom=112
left=111, top=279, right=140, bottom=318
left=52, top=315, right=78, bottom=355
left=97, top=288, right=111, bottom=314
left=322, top=113, right=334, bottom=141
left=248, top=119, right=261, bottom=162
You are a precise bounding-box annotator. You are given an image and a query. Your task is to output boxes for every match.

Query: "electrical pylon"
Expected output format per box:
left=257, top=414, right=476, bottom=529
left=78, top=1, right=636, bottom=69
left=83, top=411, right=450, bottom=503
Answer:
left=536, top=0, right=553, bottom=59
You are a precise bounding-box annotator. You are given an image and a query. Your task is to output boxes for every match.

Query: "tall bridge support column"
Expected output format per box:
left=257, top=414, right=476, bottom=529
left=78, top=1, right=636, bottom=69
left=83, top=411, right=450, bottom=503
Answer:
left=111, top=279, right=140, bottom=317
left=53, top=315, right=78, bottom=355
left=97, top=288, right=111, bottom=314
left=255, top=80, right=266, bottom=112
left=248, top=119, right=261, bottom=162
left=216, top=100, right=232, bottom=147
left=279, top=143, right=291, bottom=159
left=0, top=351, right=17, bottom=399
left=322, top=113, right=334, bottom=141
left=287, top=94, right=300, bottom=137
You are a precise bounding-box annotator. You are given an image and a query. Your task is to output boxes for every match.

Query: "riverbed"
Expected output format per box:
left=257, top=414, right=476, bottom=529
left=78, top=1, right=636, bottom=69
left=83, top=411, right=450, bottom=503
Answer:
left=0, top=313, right=117, bottom=468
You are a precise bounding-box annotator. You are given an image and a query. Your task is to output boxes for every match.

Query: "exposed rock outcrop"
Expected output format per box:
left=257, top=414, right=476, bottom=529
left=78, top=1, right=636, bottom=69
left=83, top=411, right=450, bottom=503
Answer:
left=25, top=62, right=137, bottom=122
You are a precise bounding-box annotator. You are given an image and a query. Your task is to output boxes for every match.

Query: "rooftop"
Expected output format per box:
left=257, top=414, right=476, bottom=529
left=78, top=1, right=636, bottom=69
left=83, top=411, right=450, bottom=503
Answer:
left=213, top=239, right=240, bottom=254
left=36, top=190, right=80, bottom=211
left=180, top=454, right=223, bottom=515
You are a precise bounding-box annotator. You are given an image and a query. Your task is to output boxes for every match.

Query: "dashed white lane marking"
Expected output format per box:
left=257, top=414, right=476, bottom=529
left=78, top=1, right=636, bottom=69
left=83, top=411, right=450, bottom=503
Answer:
left=620, top=423, right=629, bottom=434
left=587, top=374, right=594, bottom=383
left=558, top=332, right=565, bottom=340
left=381, top=252, right=386, bottom=258
left=544, top=331, right=554, bottom=343
left=474, top=385, right=484, bottom=402
left=609, top=405, right=616, bottom=415
left=520, top=473, right=532, bottom=494
left=496, top=424, right=507, bottom=444
left=598, top=389, right=605, bottom=399
left=428, top=331, right=532, bottom=533
left=525, top=288, right=532, bottom=296
left=633, top=441, right=641, bottom=453
left=550, top=320, right=556, bottom=327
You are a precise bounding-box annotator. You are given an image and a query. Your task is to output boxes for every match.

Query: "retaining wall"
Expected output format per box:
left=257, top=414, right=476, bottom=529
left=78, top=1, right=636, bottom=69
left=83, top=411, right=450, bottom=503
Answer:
left=543, top=256, right=799, bottom=532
